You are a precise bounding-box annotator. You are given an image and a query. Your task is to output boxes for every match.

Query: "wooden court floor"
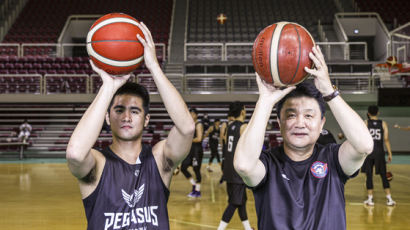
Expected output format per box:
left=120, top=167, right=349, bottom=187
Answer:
left=1, top=161, right=410, bottom=229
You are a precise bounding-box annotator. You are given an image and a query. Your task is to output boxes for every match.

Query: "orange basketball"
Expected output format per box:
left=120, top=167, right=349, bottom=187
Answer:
left=252, top=22, right=315, bottom=87
left=86, top=13, right=144, bottom=75
left=386, top=56, right=397, bottom=67
left=386, top=171, right=393, bottom=181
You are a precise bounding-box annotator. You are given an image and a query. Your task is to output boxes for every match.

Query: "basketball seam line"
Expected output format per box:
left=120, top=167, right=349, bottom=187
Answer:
left=269, top=25, right=277, bottom=84
left=288, top=24, right=301, bottom=85
left=87, top=40, right=142, bottom=44
left=90, top=55, right=143, bottom=66
left=276, top=25, right=285, bottom=85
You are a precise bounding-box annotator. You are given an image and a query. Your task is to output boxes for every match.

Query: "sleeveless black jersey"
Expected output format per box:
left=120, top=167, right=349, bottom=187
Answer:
left=193, top=121, right=202, bottom=140
left=220, top=121, right=228, bottom=161
left=83, top=145, right=170, bottom=230
left=223, top=120, right=244, bottom=184
left=209, top=124, right=220, bottom=145
left=367, top=119, right=384, bottom=159
left=192, top=121, right=203, bottom=147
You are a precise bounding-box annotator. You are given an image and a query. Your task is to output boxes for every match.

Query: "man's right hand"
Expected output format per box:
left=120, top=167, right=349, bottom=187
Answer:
left=89, top=60, right=131, bottom=92
left=255, top=73, right=295, bottom=105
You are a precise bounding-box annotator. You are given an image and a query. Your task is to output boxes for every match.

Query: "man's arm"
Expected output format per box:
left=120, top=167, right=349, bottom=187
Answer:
left=234, top=76, right=295, bottom=187
left=66, top=62, right=130, bottom=179
left=220, top=122, right=227, bottom=146
left=383, top=121, right=393, bottom=163
left=203, top=126, right=214, bottom=139
left=305, top=46, right=373, bottom=176
left=240, top=123, right=248, bottom=135
left=192, top=123, right=204, bottom=143
left=136, top=22, right=195, bottom=169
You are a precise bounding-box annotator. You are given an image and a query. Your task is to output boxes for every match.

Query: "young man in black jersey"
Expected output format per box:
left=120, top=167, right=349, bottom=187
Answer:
left=66, top=22, right=195, bottom=230
left=219, top=113, right=235, bottom=184
left=180, top=108, right=204, bottom=198
left=204, top=118, right=221, bottom=172
left=362, top=105, right=395, bottom=206
left=234, top=46, right=374, bottom=230
left=217, top=101, right=253, bottom=230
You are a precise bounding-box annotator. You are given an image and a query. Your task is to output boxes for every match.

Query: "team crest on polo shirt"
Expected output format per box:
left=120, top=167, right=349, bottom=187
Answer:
left=310, top=161, right=328, bottom=178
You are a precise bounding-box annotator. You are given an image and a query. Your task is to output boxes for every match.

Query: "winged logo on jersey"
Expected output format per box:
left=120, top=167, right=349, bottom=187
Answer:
left=121, top=184, right=145, bottom=208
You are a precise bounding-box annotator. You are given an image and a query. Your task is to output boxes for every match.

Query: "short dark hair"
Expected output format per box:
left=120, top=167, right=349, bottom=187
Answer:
left=213, top=118, right=220, bottom=122
left=276, top=82, right=326, bottom=120
left=229, top=101, right=244, bottom=118
left=108, top=82, right=150, bottom=114
left=368, top=105, right=379, bottom=116
left=189, top=107, right=198, bottom=114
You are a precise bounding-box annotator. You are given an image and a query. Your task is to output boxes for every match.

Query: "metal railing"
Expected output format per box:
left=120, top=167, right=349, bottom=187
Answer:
left=0, top=72, right=381, bottom=95
left=90, top=74, right=136, bottom=94
left=184, top=42, right=368, bottom=62
left=330, top=73, right=373, bottom=93
left=0, top=74, right=42, bottom=94
left=316, top=41, right=368, bottom=61
left=43, top=74, right=89, bottom=94
left=224, top=43, right=253, bottom=61
left=136, top=73, right=184, bottom=93
left=0, top=42, right=166, bottom=59
left=185, top=74, right=229, bottom=94
left=184, top=43, right=224, bottom=61
left=21, top=43, right=59, bottom=57
left=230, top=74, right=258, bottom=94
left=0, top=43, right=19, bottom=56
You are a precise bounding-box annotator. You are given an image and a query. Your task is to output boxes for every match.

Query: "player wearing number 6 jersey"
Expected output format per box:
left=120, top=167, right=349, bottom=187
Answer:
left=362, top=105, right=396, bottom=206
left=217, top=101, right=253, bottom=230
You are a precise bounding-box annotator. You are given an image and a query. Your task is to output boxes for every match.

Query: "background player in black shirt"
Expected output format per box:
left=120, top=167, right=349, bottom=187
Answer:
left=217, top=101, right=253, bottom=230
left=362, top=105, right=395, bottom=206
left=317, top=128, right=337, bottom=145
left=204, top=118, right=221, bottom=172
left=181, top=108, right=204, bottom=198
left=202, top=112, right=210, bottom=131
left=234, top=46, right=374, bottom=230
left=219, top=113, right=235, bottom=184
left=66, top=22, right=195, bottom=229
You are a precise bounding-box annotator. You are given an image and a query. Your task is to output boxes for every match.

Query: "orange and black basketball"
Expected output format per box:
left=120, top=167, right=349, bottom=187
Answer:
left=86, top=13, right=145, bottom=75
left=252, top=22, right=315, bottom=87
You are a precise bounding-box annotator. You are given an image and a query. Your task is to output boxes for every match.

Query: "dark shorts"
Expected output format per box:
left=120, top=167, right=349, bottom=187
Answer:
left=361, top=157, right=386, bottom=175
left=227, top=183, right=247, bottom=206
left=182, top=143, right=203, bottom=167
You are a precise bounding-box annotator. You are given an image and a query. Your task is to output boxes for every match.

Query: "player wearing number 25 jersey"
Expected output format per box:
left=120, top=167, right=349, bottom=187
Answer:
left=361, top=105, right=395, bottom=206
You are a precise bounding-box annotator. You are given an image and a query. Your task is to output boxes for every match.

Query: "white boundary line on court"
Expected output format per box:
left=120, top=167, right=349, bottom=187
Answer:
left=210, top=177, right=215, bottom=203
left=349, top=202, right=410, bottom=206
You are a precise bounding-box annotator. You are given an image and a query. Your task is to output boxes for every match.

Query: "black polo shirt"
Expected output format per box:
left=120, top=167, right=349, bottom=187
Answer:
left=251, top=144, right=356, bottom=230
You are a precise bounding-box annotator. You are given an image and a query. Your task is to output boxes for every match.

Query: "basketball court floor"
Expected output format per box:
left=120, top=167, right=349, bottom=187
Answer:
left=1, top=156, right=410, bottom=229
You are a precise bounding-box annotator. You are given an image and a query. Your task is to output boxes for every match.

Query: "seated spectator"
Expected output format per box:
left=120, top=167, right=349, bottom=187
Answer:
left=18, top=119, right=32, bottom=143
left=61, top=80, right=71, bottom=93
